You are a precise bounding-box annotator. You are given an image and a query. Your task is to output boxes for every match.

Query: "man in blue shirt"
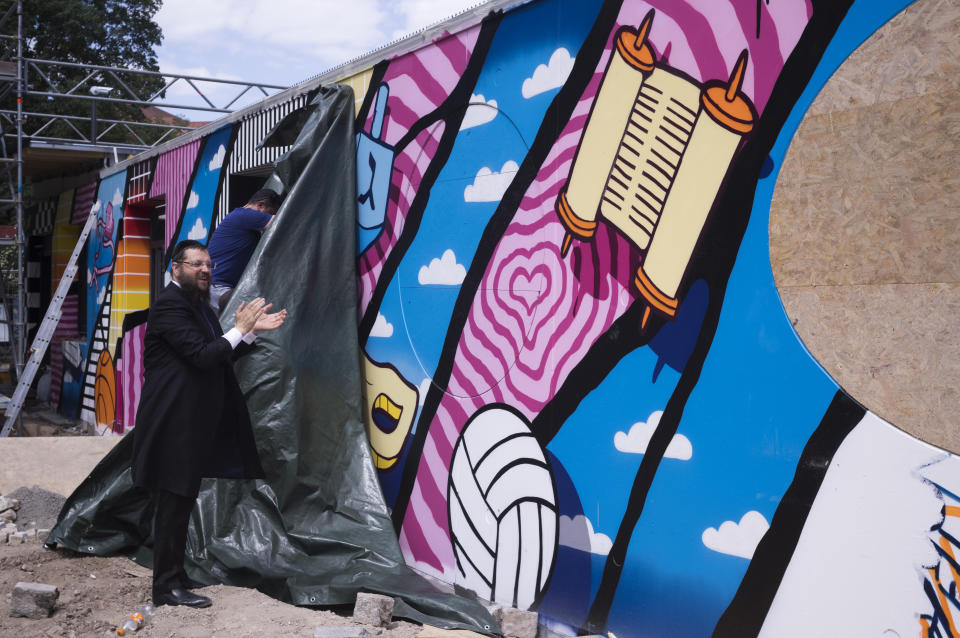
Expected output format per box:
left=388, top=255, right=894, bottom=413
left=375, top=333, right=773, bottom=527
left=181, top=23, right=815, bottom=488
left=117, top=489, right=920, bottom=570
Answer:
left=207, top=189, right=281, bottom=313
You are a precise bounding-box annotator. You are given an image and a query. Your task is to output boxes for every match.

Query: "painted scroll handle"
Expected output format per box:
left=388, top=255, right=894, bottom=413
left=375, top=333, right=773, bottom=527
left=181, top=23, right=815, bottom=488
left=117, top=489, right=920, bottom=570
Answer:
left=555, top=10, right=656, bottom=258
left=634, top=50, right=755, bottom=329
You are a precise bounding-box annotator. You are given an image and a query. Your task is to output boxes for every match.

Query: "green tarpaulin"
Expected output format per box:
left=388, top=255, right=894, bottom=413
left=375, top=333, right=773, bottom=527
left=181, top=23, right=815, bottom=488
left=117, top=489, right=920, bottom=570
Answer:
left=47, top=85, right=499, bottom=635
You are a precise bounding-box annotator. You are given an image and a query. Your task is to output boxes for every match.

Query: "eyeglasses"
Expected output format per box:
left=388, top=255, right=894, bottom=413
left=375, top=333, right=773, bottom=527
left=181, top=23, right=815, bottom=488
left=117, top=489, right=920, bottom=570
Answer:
left=175, top=260, right=216, bottom=270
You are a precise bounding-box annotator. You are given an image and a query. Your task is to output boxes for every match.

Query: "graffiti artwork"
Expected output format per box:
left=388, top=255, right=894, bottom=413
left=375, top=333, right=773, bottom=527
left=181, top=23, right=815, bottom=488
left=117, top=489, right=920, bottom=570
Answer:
left=44, top=0, right=960, bottom=635
left=347, top=0, right=951, bottom=636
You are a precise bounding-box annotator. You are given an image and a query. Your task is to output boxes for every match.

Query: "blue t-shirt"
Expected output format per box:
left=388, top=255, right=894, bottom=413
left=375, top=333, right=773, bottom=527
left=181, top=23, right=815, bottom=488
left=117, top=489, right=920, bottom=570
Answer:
left=208, top=207, right=272, bottom=287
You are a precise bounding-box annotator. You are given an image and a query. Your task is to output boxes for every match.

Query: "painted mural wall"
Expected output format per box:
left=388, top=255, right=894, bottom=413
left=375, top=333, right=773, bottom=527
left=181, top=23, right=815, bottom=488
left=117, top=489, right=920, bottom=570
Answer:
left=45, top=0, right=960, bottom=635
left=348, top=0, right=956, bottom=636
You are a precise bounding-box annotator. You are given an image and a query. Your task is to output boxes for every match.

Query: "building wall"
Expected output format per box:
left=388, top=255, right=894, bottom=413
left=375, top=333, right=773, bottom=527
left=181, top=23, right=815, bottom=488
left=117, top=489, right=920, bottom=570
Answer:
left=39, top=0, right=960, bottom=636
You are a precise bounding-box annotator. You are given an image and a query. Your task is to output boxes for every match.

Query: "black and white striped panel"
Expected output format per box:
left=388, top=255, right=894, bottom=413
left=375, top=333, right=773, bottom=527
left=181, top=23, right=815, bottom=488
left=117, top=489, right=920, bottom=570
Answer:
left=216, top=95, right=309, bottom=226
left=448, top=406, right=558, bottom=610
left=80, top=280, right=112, bottom=427
left=32, top=199, right=56, bottom=235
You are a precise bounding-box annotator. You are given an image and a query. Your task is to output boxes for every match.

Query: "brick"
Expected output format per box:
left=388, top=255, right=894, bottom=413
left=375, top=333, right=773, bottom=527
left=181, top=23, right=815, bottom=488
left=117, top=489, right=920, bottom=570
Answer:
left=10, top=582, right=59, bottom=619
left=8, top=532, right=26, bottom=545
left=492, top=607, right=539, bottom=638
left=314, top=627, right=370, bottom=638
left=353, top=592, right=394, bottom=627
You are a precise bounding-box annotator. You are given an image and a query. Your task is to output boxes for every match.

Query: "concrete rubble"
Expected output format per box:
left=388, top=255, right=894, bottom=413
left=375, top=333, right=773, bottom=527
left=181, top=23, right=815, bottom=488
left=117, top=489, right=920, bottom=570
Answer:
left=10, top=581, right=60, bottom=619
left=0, top=494, right=20, bottom=525
left=353, top=592, right=395, bottom=626
left=492, top=606, right=538, bottom=638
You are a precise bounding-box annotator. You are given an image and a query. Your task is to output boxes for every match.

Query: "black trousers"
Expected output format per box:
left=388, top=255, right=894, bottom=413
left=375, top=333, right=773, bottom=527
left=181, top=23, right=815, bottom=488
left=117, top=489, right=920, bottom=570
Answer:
left=152, top=489, right=196, bottom=594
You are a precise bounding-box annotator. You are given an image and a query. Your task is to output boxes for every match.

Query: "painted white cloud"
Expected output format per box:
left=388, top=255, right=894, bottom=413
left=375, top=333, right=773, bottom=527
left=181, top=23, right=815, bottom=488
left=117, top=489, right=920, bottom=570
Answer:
left=559, top=514, right=612, bottom=555
left=418, top=249, right=466, bottom=285
left=460, top=93, right=498, bottom=130
left=97, top=285, right=106, bottom=306
left=370, top=312, right=394, bottom=338
left=463, top=160, right=518, bottom=203
left=112, top=188, right=123, bottom=207
left=614, top=410, right=692, bottom=460
left=702, top=510, right=770, bottom=559
left=522, top=47, right=575, bottom=98
left=187, top=218, right=208, bottom=241
left=418, top=378, right=431, bottom=405
left=186, top=190, right=199, bottom=210
left=208, top=144, right=226, bottom=171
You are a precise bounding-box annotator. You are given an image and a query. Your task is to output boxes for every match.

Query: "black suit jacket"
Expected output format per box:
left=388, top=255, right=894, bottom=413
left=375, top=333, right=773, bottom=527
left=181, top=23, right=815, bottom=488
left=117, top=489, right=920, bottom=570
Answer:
left=131, top=283, right=265, bottom=497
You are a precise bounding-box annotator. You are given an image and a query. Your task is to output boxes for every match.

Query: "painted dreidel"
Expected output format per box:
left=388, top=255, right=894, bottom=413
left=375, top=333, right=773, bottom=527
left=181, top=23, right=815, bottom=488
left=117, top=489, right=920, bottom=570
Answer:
left=356, top=83, right=395, bottom=254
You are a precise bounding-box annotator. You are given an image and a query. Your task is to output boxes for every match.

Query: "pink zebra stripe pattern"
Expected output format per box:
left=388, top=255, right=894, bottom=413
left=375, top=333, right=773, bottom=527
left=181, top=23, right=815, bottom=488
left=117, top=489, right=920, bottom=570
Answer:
left=357, top=26, right=481, bottom=316
left=71, top=182, right=97, bottom=225
left=118, top=321, right=147, bottom=433
left=398, top=0, right=811, bottom=572
left=150, top=139, right=202, bottom=250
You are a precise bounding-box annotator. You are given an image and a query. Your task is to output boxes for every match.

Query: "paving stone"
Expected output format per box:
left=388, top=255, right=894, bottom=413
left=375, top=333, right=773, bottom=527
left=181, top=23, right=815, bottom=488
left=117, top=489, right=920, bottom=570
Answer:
left=10, top=582, right=59, bottom=619
left=492, top=606, right=539, bottom=638
left=314, top=627, right=370, bottom=638
left=353, top=592, right=394, bottom=626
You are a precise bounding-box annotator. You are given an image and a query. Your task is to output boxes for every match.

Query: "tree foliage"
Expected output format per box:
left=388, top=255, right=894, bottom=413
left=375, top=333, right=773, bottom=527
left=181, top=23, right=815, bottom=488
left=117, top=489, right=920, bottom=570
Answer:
left=1, top=0, right=169, bottom=144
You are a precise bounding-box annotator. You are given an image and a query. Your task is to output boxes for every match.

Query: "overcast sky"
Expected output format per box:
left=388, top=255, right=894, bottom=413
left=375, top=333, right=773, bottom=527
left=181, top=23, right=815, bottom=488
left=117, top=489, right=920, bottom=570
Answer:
left=153, top=0, right=485, bottom=119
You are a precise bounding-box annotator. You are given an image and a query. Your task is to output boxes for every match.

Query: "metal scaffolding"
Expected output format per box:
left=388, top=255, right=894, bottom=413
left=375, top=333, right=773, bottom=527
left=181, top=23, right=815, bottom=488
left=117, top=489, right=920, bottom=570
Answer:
left=0, top=0, right=287, bottom=432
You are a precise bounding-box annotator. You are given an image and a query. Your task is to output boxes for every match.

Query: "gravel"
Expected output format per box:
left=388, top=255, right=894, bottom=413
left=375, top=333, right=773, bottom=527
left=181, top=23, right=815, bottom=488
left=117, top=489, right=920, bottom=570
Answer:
left=5, top=485, right=67, bottom=530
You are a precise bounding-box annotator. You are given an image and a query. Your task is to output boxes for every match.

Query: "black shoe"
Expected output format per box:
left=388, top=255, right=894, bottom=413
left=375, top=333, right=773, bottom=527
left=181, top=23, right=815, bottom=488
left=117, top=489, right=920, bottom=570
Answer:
left=153, top=587, right=212, bottom=608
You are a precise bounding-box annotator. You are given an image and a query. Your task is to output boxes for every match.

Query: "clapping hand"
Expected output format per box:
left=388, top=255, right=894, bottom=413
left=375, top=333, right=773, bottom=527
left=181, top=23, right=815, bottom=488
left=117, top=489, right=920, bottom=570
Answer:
left=235, top=298, right=269, bottom=334
left=254, top=307, right=286, bottom=333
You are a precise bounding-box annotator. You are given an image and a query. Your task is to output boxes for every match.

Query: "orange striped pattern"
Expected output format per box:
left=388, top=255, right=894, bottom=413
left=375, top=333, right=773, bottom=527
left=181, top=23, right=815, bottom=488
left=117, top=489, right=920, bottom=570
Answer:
left=108, top=212, right=152, bottom=355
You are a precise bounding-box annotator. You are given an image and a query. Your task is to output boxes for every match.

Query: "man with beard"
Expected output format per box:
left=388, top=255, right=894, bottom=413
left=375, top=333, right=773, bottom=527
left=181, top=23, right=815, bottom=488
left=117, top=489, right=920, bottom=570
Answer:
left=131, top=239, right=286, bottom=608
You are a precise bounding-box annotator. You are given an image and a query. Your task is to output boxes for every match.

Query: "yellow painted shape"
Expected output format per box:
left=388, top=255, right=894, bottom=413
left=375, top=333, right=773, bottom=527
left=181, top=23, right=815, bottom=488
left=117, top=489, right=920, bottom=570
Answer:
left=598, top=67, right=700, bottom=251
left=565, top=47, right=647, bottom=229
left=362, top=353, right=419, bottom=468
left=641, top=109, right=742, bottom=298
left=336, top=68, right=374, bottom=117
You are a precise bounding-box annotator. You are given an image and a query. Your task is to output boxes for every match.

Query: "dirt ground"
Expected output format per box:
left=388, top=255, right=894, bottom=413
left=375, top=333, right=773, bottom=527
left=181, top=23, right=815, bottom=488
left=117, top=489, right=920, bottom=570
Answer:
left=0, top=541, right=426, bottom=637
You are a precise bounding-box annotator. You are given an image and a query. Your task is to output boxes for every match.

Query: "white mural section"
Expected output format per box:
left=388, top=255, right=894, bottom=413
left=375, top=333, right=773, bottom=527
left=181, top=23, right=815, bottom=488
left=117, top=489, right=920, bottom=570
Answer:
left=759, top=412, right=959, bottom=637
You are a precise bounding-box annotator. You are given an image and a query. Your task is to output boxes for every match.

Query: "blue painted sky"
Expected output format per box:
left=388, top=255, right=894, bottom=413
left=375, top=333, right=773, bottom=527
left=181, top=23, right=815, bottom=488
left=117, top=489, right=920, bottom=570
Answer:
left=329, top=0, right=913, bottom=634
left=365, top=0, right=603, bottom=453
left=547, top=1, right=916, bottom=635
left=86, top=170, right=128, bottom=340
left=167, top=126, right=233, bottom=274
